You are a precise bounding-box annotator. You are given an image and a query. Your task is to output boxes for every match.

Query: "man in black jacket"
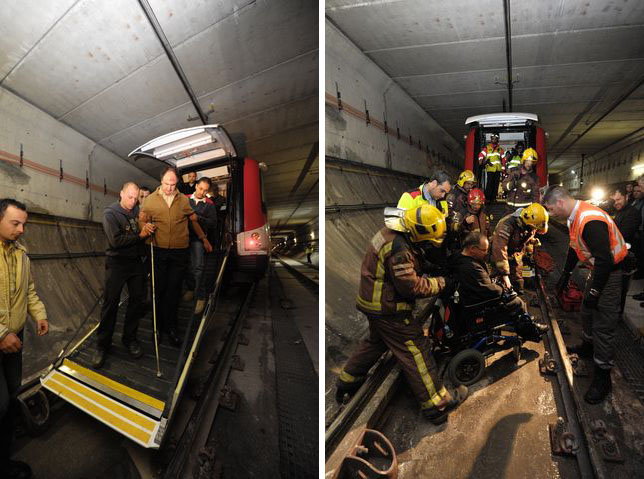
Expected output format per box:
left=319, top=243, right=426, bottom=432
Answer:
left=184, top=177, right=218, bottom=314
left=93, top=182, right=156, bottom=368
left=611, top=186, right=641, bottom=312
left=450, top=232, right=546, bottom=339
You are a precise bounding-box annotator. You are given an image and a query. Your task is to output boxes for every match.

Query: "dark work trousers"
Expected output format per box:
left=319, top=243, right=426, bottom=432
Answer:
left=339, top=312, right=449, bottom=411
left=152, top=247, right=189, bottom=333
left=185, top=241, right=206, bottom=299
left=581, top=268, right=622, bottom=369
left=97, top=256, right=145, bottom=349
left=0, top=331, right=23, bottom=466
left=484, top=171, right=501, bottom=204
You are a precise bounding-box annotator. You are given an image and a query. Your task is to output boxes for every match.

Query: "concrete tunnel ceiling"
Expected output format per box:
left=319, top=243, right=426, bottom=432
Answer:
left=0, top=0, right=318, bottom=233
left=327, top=0, right=644, bottom=177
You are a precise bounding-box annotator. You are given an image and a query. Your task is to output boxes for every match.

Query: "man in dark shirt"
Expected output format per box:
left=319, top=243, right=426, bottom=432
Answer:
left=611, top=186, right=641, bottom=245
left=450, top=232, right=546, bottom=338
left=184, top=177, right=218, bottom=314
left=178, top=171, right=197, bottom=195
left=545, top=186, right=625, bottom=404
left=93, top=182, right=156, bottom=368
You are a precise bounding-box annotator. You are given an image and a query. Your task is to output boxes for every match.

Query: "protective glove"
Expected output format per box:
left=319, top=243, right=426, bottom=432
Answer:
left=583, top=289, right=600, bottom=310
left=555, top=271, right=571, bottom=297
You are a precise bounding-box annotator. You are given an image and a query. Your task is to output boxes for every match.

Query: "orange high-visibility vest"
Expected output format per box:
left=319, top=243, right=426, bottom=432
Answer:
left=569, top=201, right=627, bottom=268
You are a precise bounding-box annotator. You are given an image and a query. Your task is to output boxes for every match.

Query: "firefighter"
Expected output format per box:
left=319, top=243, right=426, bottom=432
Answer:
left=478, top=133, right=504, bottom=205
left=504, top=141, right=525, bottom=172
left=502, top=148, right=541, bottom=214
left=336, top=205, right=468, bottom=424
left=446, top=170, right=476, bottom=215
left=490, top=203, right=549, bottom=294
left=457, top=188, right=488, bottom=240
left=545, top=186, right=627, bottom=404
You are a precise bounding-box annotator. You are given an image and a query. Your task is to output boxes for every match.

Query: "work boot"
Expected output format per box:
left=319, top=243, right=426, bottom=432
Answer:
left=1, top=460, right=32, bottom=479
left=584, top=365, right=612, bottom=405
left=195, top=299, right=206, bottom=315
left=335, top=378, right=364, bottom=403
left=421, top=385, right=469, bottom=425
left=534, top=321, right=549, bottom=334
left=91, top=348, right=108, bottom=369
left=567, top=340, right=594, bottom=359
left=182, top=290, right=194, bottom=302
left=125, top=339, right=143, bottom=359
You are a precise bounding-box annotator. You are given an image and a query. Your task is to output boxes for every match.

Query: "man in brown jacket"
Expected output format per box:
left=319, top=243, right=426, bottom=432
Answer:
left=0, top=199, right=48, bottom=479
left=140, top=168, right=212, bottom=346
left=336, top=205, right=467, bottom=425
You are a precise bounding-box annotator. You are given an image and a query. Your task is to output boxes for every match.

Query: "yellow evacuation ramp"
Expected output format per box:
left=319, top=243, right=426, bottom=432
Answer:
left=41, top=368, right=163, bottom=448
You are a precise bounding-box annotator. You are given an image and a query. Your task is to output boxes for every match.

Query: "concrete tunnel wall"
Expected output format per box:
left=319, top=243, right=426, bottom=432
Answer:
left=0, top=87, right=158, bottom=222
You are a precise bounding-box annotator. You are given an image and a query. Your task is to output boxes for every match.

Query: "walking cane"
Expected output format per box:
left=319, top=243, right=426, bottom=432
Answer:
left=150, top=239, right=162, bottom=378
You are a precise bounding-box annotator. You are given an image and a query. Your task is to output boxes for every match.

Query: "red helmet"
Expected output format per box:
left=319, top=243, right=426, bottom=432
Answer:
left=468, top=188, right=485, bottom=207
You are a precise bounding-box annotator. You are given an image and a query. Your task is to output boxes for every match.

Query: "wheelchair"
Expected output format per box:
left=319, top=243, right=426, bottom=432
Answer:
left=432, top=288, right=542, bottom=386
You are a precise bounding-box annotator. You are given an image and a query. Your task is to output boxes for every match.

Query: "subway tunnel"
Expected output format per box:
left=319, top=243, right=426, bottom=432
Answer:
left=325, top=1, right=644, bottom=478
left=0, top=1, right=318, bottom=478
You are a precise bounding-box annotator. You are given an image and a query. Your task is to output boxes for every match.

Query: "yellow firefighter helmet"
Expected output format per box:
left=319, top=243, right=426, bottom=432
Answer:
left=404, top=205, right=447, bottom=245
left=457, top=170, right=476, bottom=188
left=521, top=148, right=538, bottom=166
left=520, top=203, right=549, bottom=234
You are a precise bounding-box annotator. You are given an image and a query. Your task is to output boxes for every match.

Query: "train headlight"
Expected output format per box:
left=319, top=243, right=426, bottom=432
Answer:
left=237, top=226, right=269, bottom=255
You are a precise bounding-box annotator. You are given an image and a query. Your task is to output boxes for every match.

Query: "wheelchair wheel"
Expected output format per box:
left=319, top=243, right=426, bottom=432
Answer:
left=448, top=349, right=485, bottom=386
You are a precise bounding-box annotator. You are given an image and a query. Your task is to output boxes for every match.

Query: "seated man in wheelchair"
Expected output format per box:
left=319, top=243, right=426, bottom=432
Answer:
left=447, top=231, right=548, bottom=343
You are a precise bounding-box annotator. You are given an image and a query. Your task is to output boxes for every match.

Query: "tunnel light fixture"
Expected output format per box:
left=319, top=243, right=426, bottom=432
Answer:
left=633, top=164, right=644, bottom=172
left=153, top=131, right=214, bottom=158
left=310, top=231, right=315, bottom=239
left=571, top=170, right=575, bottom=175
left=591, top=187, right=605, bottom=202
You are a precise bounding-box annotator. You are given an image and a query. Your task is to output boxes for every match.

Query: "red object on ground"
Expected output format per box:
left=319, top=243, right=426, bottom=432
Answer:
left=558, top=280, right=583, bottom=312
left=534, top=249, right=554, bottom=272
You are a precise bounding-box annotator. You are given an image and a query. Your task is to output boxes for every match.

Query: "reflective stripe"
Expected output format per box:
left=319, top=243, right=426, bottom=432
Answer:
left=357, top=241, right=393, bottom=311
left=569, top=202, right=627, bottom=266
left=339, top=370, right=360, bottom=383
left=405, top=340, right=444, bottom=407
left=397, top=303, right=412, bottom=311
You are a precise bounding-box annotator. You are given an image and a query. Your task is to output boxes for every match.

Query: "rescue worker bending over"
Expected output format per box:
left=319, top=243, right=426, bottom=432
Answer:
left=478, top=133, right=504, bottom=205
left=490, top=203, right=549, bottom=294
left=450, top=232, right=547, bottom=339
left=502, top=148, right=540, bottom=213
left=504, top=141, right=525, bottom=173
left=336, top=205, right=468, bottom=425
left=545, top=186, right=627, bottom=404
left=456, top=188, right=488, bottom=242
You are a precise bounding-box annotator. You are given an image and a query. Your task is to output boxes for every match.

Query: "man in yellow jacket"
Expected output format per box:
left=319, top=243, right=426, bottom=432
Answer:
left=0, top=199, right=48, bottom=479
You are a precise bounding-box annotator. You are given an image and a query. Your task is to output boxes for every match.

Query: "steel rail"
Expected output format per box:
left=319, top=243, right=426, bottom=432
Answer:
left=162, top=282, right=256, bottom=478
left=275, top=256, right=318, bottom=292
left=534, top=270, right=601, bottom=478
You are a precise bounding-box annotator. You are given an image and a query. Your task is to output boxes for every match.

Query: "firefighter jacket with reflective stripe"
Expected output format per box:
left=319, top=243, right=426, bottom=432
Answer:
left=478, top=144, right=504, bottom=172
left=397, top=184, right=449, bottom=217
left=506, top=153, right=522, bottom=171
left=445, top=185, right=468, bottom=219
left=356, top=228, right=445, bottom=317
left=569, top=201, right=627, bottom=268
left=457, top=205, right=488, bottom=239
left=490, top=212, right=535, bottom=275
left=502, top=168, right=540, bottom=208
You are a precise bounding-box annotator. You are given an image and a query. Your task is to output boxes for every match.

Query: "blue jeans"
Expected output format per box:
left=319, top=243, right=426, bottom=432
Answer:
left=186, top=241, right=206, bottom=299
